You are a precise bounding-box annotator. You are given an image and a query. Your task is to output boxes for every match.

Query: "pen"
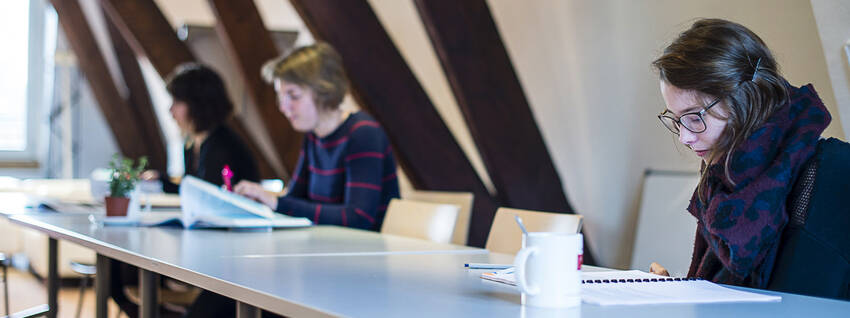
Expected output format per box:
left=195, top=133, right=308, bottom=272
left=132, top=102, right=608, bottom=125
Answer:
left=465, top=263, right=514, bottom=269
left=222, top=165, right=234, bottom=191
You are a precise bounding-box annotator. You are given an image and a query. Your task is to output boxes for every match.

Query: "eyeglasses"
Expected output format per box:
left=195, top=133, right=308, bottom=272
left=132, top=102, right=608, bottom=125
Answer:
left=657, top=97, right=721, bottom=135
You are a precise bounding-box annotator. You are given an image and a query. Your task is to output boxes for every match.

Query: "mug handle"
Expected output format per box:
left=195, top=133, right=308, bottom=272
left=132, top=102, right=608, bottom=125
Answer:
left=514, top=246, right=540, bottom=295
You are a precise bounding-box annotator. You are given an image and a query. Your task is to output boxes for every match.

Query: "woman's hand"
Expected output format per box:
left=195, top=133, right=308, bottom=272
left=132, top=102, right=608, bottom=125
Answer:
left=140, top=170, right=160, bottom=181
left=649, top=262, right=670, bottom=277
left=234, top=181, right=278, bottom=210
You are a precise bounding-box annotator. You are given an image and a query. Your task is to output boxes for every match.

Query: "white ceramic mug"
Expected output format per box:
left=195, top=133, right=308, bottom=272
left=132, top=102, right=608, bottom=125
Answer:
left=514, top=232, right=583, bottom=308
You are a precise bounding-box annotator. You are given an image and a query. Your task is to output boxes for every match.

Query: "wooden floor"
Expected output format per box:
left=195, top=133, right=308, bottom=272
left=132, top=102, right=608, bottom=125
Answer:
left=1, top=267, right=124, bottom=318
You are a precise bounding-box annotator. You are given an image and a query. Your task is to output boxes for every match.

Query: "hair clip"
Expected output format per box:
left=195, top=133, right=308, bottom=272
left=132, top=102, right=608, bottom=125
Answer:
left=751, top=57, right=762, bottom=82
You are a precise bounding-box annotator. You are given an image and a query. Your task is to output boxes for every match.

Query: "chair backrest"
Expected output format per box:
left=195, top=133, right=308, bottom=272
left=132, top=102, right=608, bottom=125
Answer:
left=404, top=190, right=474, bottom=245
left=485, top=207, right=583, bottom=255
left=768, top=138, right=850, bottom=300
left=630, top=171, right=699, bottom=277
left=380, top=198, right=461, bottom=244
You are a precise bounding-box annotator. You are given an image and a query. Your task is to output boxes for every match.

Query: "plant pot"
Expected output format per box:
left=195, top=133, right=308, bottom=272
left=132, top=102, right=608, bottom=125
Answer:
left=105, top=196, right=131, bottom=217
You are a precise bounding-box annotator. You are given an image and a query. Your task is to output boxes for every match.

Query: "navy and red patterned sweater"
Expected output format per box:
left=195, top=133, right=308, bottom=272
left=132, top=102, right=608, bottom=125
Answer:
left=276, top=112, right=400, bottom=231
left=687, top=83, right=831, bottom=288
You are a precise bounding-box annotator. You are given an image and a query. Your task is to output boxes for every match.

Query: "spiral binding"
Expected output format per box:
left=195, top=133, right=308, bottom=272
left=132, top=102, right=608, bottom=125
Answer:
left=582, top=277, right=703, bottom=284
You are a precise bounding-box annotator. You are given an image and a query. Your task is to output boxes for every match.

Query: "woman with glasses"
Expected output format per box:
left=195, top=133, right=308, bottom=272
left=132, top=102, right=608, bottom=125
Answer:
left=649, top=18, right=832, bottom=289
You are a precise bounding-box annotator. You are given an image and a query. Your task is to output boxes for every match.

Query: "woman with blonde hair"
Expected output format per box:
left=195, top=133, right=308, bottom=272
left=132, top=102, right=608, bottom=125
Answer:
left=235, top=42, right=400, bottom=231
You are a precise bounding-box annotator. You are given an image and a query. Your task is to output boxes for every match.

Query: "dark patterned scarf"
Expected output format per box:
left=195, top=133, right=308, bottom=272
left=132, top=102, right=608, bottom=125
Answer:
left=687, top=84, right=831, bottom=288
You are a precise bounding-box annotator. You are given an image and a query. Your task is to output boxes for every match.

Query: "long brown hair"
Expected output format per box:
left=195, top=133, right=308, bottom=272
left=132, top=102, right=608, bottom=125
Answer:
left=653, top=19, right=790, bottom=198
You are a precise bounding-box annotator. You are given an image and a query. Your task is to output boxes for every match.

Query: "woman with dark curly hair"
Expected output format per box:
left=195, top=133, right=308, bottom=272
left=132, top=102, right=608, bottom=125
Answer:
left=116, top=64, right=262, bottom=317
left=146, top=63, right=259, bottom=193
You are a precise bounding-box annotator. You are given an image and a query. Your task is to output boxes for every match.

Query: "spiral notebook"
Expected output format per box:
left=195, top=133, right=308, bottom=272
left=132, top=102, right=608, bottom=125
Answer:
left=481, top=269, right=781, bottom=305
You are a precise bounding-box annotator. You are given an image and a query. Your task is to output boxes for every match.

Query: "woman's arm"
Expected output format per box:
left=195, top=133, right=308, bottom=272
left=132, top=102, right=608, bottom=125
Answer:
left=235, top=146, right=308, bottom=209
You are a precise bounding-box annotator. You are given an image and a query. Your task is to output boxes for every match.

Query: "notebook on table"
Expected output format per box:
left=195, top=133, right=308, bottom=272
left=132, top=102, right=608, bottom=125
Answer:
left=481, top=269, right=781, bottom=305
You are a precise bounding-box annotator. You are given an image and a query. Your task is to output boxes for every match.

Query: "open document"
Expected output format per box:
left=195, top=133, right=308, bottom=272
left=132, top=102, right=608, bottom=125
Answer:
left=105, top=176, right=311, bottom=229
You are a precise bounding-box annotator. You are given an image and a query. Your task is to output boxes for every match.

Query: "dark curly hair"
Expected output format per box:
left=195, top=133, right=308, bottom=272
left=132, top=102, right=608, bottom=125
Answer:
left=166, top=63, right=234, bottom=133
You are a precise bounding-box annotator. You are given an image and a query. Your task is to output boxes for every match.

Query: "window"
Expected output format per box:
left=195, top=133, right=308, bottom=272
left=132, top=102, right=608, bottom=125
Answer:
left=0, top=0, right=56, bottom=163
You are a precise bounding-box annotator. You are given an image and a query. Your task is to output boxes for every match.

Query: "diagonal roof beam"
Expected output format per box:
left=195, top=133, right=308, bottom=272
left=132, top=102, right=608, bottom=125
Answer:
left=413, top=0, right=595, bottom=264
left=207, top=0, right=302, bottom=171
left=100, top=0, right=280, bottom=179
left=51, top=0, right=149, bottom=162
left=103, top=8, right=167, bottom=171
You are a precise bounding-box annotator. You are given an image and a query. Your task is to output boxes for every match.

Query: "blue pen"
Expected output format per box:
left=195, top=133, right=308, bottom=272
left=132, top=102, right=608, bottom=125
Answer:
left=464, top=263, right=514, bottom=270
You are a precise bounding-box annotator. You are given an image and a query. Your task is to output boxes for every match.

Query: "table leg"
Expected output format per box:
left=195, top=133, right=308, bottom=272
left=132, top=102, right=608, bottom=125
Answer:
left=139, top=269, right=160, bottom=318
left=2, top=256, right=8, bottom=317
left=95, top=254, right=111, bottom=318
left=236, top=301, right=261, bottom=318
left=47, top=237, right=58, bottom=318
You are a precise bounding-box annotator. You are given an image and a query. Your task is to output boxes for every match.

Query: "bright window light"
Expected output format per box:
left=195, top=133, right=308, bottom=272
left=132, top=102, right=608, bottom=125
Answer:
left=0, top=0, right=30, bottom=151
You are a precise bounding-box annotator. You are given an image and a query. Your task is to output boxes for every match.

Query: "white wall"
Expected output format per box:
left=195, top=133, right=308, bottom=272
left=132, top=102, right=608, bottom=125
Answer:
left=810, top=0, right=850, bottom=139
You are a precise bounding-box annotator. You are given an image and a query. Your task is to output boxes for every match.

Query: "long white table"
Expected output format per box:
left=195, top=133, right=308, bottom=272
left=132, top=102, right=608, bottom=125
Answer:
left=6, top=213, right=484, bottom=317
left=6, top=212, right=850, bottom=317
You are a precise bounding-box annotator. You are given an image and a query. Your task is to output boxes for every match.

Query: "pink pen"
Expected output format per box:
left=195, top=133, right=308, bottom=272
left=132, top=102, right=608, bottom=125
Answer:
left=222, top=165, right=234, bottom=191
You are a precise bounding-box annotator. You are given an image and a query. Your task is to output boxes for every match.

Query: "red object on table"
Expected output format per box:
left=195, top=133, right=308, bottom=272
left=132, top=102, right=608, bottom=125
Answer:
left=222, top=165, right=234, bottom=191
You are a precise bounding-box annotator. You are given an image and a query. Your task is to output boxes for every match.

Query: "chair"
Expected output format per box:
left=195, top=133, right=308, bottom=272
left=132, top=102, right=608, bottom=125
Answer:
left=768, top=138, right=850, bottom=300
left=0, top=218, right=22, bottom=258
left=485, top=207, right=583, bottom=255
left=629, top=170, right=699, bottom=277
left=404, top=190, right=474, bottom=245
left=380, top=199, right=460, bottom=244
left=69, top=261, right=97, bottom=318
left=0, top=253, right=52, bottom=318
left=111, top=260, right=197, bottom=317
left=21, top=228, right=97, bottom=279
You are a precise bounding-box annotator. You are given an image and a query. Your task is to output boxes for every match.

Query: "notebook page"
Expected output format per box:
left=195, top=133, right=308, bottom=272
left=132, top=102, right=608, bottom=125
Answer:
left=582, top=279, right=781, bottom=305
left=480, top=269, right=781, bottom=305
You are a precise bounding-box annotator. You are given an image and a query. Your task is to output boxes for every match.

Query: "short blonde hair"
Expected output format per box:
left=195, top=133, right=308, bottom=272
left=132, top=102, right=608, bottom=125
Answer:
left=262, top=42, right=349, bottom=110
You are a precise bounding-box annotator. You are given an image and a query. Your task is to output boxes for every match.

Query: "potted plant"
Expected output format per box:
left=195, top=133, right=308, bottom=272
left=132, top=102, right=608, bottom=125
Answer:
left=105, top=155, right=147, bottom=217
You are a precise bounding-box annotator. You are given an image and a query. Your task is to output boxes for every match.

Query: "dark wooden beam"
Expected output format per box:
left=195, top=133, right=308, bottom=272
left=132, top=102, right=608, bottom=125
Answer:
left=289, top=0, right=499, bottom=247
left=413, top=0, right=572, bottom=213
left=50, top=0, right=147, bottom=161
left=99, top=0, right=193, bottom=79
left=99, top=0, right=278, bottom=179
left=103, top=8, right=168, bottom=171
left=207, top=0, right=302, bottom=173
left=413, top=0, right=595, bottom=264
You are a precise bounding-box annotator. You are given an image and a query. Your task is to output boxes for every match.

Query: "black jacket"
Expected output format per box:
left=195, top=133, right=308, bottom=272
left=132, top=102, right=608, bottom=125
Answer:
left=162, top=125, right=259, bottom=193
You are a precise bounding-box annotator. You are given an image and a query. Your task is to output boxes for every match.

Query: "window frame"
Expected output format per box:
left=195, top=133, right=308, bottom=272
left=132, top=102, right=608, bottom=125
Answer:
left=0, top=0, right=54, bottom=166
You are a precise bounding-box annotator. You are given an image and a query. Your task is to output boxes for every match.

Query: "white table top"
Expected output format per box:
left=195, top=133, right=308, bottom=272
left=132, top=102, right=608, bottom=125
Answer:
left=7, top=213, right=850, bottom=317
